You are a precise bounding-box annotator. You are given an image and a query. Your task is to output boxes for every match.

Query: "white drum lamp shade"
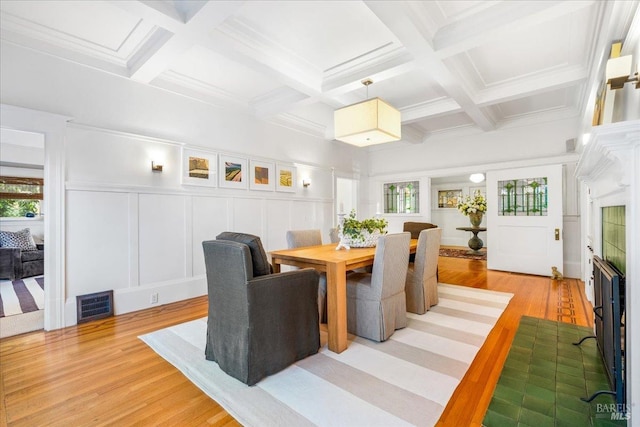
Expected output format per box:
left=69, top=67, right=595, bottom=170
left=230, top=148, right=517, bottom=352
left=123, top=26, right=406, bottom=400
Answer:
left=334, top=98, right=401, bottom=147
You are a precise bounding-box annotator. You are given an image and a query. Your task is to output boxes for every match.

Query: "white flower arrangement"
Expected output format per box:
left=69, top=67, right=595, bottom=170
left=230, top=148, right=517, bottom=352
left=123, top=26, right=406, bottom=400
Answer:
left=457, top=190, right=487, bottom=216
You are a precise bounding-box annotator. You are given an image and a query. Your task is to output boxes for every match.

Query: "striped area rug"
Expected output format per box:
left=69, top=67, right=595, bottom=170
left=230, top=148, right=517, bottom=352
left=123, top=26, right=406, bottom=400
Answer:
left=0, top=276, right=44, bottom=318
left=140, top=283, right=513, bottom=426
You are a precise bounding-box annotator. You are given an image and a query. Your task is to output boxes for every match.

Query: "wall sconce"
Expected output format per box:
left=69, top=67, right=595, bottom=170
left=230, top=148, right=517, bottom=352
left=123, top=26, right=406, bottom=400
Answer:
left=302, top=178, right=311, bottom=188
left=151, top=161, right=163, bottom=172
left=606, top=41, right=639, bottom=90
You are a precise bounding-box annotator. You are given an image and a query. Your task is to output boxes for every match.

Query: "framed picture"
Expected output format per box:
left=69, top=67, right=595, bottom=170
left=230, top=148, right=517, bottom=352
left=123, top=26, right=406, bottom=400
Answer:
left=437, top=189, right=462, bottom=208
left=276, top=163, right=296, bottom=192
left=219, top=154, right=248, bottom=189
left=249, top=160, right=275, bottom=191
left=182, top=148, right=217, bottom=187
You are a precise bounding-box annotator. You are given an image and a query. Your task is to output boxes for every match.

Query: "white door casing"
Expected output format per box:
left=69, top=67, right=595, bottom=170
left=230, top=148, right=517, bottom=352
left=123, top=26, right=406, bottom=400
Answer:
left=1, top=104, right=71, bottom=331
left=487, top=164, right=563, bottom=277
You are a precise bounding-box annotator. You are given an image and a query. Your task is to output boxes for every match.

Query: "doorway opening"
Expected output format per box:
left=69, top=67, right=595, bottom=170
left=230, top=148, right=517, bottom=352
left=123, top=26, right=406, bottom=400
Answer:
left=0, top=128, right=46, bottom=337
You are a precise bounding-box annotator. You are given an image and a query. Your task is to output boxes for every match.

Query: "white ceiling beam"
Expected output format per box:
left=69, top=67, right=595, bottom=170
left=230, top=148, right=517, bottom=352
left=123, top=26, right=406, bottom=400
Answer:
left=321, top=50, right=414, bottom=95
left=126, top=28, right=182, bottom=82
left=118, top=1, right=245, bottom=83
left=111, top=0, right=188, bottom=33
left=433, top=1, right=596, bottom=59
left=401, top=124, right=429, bottom=144
left=401, top=98, right=461, bottom=123
left=210, top=19, right=322, bottom=95
left=203, top=21, right=369, bottom=118
left=365, top=1, right=495, bottom=131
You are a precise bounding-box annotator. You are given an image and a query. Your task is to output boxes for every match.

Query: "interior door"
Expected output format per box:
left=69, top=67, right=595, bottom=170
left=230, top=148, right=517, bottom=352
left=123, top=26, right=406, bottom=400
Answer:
left=486, top=164, right=563, bottom=276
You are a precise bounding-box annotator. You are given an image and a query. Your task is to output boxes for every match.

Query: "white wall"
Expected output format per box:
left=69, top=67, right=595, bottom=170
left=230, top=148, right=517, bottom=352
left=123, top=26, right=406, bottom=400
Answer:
left=59, top=121, right=338, bottom=326
left=1, top=41, right=366, bottom=326
left=367, top=118, right=582, bottom=277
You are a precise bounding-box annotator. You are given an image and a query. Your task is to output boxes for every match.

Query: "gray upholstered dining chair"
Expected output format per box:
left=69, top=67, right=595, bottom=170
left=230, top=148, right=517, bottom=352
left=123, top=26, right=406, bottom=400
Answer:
left=329, top=227, right=340, bottom=244
left=346, top=232, right=411, bottom=342
left=203, top=233, right=320, bottom=386
left=403, top=221, right=438, bottom=262
left=286, top=229, right=327, bottom=323
left=406, top=228, right=442, bottom=314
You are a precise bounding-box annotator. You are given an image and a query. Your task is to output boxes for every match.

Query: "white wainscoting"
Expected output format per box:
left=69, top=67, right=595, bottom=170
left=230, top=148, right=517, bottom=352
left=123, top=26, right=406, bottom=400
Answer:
left=192, top=196, right=230, bottom=277
left=66, top=191, right=131, bottom=296
left=62, top=123, right=338, bottom=326
left=64, top=186, right=333, bottom=325
left=562, top=215, right=581, bottom=279
left=139, top=193, right=189, bottom=285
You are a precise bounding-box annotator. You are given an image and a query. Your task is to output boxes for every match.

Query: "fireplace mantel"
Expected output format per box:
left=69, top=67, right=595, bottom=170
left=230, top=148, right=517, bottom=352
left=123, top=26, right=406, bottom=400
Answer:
left=576, top=120, right=640, bottom=200
left=576, top=118, right=639, bottom=414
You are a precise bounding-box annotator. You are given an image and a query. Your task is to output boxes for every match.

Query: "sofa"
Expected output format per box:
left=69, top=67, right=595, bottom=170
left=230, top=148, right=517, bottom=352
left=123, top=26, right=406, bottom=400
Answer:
left=0, top=228, right=44, bottom=281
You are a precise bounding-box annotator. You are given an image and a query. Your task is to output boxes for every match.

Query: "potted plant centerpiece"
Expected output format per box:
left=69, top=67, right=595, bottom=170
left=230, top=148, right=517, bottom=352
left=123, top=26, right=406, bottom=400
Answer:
left=457, top=190, right=487, bottom=227
left=337, top=209, right=388, bottom=249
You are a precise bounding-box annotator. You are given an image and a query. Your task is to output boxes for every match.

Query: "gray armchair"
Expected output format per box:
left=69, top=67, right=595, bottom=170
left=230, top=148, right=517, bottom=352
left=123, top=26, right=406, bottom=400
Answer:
left=346, top=232, right=410, bottom=342
left=203, top=234, right=320, bottom=385
left=406, top=228, right=442, bottom=314
left=286, top=229, right=327, bottom=323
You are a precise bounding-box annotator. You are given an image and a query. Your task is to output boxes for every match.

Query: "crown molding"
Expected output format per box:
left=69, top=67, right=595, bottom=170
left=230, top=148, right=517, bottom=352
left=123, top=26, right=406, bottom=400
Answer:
left=152, top=70, right=249, bottom=110
left=265, top=113, right=326, bottom=139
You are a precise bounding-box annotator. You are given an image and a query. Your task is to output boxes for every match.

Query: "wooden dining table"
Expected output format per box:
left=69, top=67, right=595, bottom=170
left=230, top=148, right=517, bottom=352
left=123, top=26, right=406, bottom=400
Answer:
left=270, top=239, right=417, bottom=353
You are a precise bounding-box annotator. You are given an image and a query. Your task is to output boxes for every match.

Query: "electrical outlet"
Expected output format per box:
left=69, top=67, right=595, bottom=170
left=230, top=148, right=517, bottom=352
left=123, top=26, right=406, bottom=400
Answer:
left=150, top=293, right=158, bottom=304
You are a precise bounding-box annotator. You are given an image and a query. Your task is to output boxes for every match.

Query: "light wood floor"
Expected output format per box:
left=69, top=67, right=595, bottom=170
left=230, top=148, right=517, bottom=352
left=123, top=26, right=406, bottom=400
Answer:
left=0, top=252, right=593, bottom=427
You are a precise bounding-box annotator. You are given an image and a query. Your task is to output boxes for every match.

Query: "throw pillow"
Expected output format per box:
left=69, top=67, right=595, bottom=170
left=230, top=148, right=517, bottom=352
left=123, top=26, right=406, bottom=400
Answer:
left=0, top=228, right=38, bottom=251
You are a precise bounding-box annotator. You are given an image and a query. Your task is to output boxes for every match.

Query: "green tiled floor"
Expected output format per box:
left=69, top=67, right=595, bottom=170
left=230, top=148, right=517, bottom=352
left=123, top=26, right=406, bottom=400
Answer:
left=483, top=316, right=627, bottom=427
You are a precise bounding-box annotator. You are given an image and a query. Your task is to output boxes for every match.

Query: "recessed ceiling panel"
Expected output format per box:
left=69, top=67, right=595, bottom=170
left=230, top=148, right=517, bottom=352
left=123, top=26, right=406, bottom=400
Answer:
left=1, top=0, right=143, bottom=52
left=354, top=68, right=447, bottom=108
left=233, top=1, right=400, bottom=72
left=166, top=45, right=283, bottom=100
left=496, top=87, right=578, bottom=119
left=463, top=5, right=596, bottom=87
left=435, top=1, right=495, bottom=26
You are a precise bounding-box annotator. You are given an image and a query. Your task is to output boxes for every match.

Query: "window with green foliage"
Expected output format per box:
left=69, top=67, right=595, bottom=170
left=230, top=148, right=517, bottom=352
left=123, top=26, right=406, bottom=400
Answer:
left=383, top=181, right=419, bottom=214
left=0, top=176, right=43, bottom=218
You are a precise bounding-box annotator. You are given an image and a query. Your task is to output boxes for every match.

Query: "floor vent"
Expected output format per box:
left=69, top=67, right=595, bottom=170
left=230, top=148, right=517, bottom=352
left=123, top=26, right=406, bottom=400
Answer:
left=76, top=290, right=114, bottom=324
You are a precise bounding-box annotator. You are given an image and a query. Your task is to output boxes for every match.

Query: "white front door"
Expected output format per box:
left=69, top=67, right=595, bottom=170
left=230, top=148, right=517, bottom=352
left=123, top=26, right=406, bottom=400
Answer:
left=486, top=164, right=563, bottom=276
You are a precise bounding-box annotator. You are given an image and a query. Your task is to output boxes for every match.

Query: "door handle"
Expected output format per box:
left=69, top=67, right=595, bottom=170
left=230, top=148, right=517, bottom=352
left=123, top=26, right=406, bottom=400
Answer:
left=555, top=228, right=560, bottom=241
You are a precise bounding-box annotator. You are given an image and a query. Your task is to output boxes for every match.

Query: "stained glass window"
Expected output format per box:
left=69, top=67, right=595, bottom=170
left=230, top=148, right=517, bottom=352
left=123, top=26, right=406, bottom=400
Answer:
left=384, top=181, right=419, bottom=213
left=498, top=177, right=547, bottom=216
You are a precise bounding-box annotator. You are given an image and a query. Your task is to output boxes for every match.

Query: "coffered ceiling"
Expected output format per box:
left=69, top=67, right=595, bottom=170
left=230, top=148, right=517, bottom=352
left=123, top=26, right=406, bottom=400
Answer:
left=1, top=1, right=637, bottom=145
